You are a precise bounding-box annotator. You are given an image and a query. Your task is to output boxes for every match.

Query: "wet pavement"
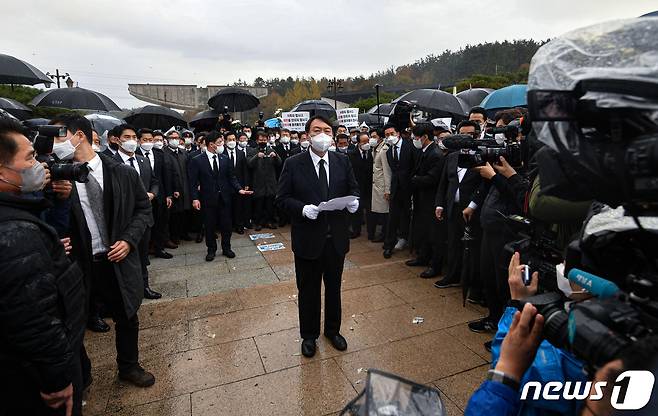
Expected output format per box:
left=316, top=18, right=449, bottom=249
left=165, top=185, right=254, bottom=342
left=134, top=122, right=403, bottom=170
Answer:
left=84, top=226, right=491, bottom=415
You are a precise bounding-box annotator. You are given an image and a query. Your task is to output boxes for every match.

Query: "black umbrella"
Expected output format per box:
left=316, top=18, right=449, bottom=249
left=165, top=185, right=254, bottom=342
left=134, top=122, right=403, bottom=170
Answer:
left=0, top=108, right=19, bottom=121
left=23, top=118, right=51, bottom=128
left=0, top=54, right=52, bottom=86
left=366, top=102, right=395, bottom=116
left=189, top=109, right=220, bottom=130
left=208, top=87, right=260, bottom=112
left=392, top=89, right=468, bottom=118
left=29, top=87, right=120, bottom=112
left=124, top=105, right=187, bottom=130
left=460, top=225, right=480, bottom=305
left=0, top=97, right=33, bottom=120
left=291, top=99, right=336, bottom=120
left=456, top=88, right=494, bottom=109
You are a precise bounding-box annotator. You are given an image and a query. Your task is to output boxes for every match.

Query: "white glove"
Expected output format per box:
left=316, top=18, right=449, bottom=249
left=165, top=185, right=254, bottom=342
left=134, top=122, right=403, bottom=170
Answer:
left=346, top=198, right=359, bottom=214
left=302, top=204, right=320, bottom=220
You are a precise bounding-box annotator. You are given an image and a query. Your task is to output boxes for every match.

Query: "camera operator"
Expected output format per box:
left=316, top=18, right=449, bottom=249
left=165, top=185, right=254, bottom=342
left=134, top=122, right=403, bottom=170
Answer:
left=466, top=110, right=529, bottom=348
left=0, top=117, right=86, bottom=415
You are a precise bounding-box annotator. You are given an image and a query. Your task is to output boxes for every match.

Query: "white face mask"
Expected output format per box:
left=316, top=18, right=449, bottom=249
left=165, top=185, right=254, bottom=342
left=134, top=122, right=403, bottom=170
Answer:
left=386, top=135, right=399, bottom=146
left=168, top=138, right=179, bottom=148
left=141, top=142, right=154, bottom=152
left=412, top=138, right=423, bottom=149
left=360, top=143, right=371, bottom=152
left=52, top=138, right=77, bottom=160
left=350, top=135, right=358, bottom=143
left=310, top=132, right=333, bottom=153
left=290, top=139, right=299, bottom=145
left=217, top=145, right=225, bottom=154
left=494, top=133, right=506, bottom=144
left=184, top=138, right=193, bottom=145
left=337, top=146, right=348, bottom=153
left=245, top=132, right=252, bottom=139
left=438, top=140, right=447, bottom=151
left=269, top=137, right=276, bottom=144
left=121, top=139, right=138, bottom=153
left=153, top=141, right=164, bottom=150
left=226, top=141, right=237, bottom=149
left=91, top=144, right=100, bottom=152
left=300, top=141, right=310, bottom=149
left=369, top=138, right=378, bottom=147
left=238, top=141, right=247, bottom=148
left=280, top=136, right=290, bottom=144
left=328, top=146, right=336, bottom=152
left=177, top=144, right=185, bottom=151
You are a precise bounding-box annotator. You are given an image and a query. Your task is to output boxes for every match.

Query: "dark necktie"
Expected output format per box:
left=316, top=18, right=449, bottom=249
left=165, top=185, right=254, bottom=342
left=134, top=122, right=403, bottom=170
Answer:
left=229, top=150, right=235, bottom=166
left=393, top=145, right=398, bottom=162
left=144, top=151, right=150, bottom=159
left=212, top=155, right=219, bottom=176
left=84, top=174, right=110, bottom=248
left=318, top=159, right=329, bottom=201
left=362, top=151, right=367, bottom=160
left=128, top=157, right=135, bottom=169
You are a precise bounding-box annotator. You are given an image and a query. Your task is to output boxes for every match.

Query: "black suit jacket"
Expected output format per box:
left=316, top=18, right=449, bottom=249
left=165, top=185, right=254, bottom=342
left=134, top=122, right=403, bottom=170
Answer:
left=136, top=147, right=170, bottom=201
left=188, top=152, right=242, bottom=207
left=276, top=151, right=360, bottom=260
left=348, top=148, right=373, bottom=209
left=435, top=152, right=482, bottom=219
left=113, top=152, right=159, bottom=198
left=224, top=146, right=251, bottom=188
left=411, top=142, right=444, bottom=217
left=386, top=139, right=416, bottom=199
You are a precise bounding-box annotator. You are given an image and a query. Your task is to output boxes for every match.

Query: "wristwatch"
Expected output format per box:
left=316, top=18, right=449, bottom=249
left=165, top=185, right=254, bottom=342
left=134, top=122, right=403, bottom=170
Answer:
left=487, top=369, right=520, bottom=391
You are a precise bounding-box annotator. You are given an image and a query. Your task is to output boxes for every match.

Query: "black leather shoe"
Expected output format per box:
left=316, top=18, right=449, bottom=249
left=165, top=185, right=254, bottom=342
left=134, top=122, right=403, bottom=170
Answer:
left=267, top=223, right=278, bottom=230
left=154, top=250, right=173, bottom=259
left=420, top=267, right=440, bottom=279
left=405, top=258, right=428, bottom=267
left=325, top=334, right=348, bottom=351
left=118, top=365, right=155, bottom=388
left=205, top=252, right=216, bottom=262
left=181, top=233, right=194, bottom=241
left=350, top=232, right=360, bottom=239
left=236, top=227, right=244, bottom=235
left=195, top=233, right=203, bottom=243
left=223, top=249, right=236, bottom=258
left=87, top=316, right=110, bottom=333
left=164, top=241, right=178, bottom=249
left=468, top=318, right=496, bottom=333
left=383, top=249, right=393, bottom=259
left=144, top=287, right=162, bottom=300
left=372, top=236, right=384, bottom=243
left=244, top=223, right=253, bottom=230
left=254, top=225, right=262, bottom=231
left=484, top=340, right=493, bottom=353
left=434, top=277, right=460, bottom=288
left=301, top=339, right=316, bottom=358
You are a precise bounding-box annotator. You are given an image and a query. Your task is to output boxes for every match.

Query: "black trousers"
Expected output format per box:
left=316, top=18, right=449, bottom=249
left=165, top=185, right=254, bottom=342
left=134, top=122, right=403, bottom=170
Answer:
left=169, top=211, right=185, bottom=242
left=232, top=193, right=252, bottom=229
left=151, top=199, right=167, bottom=251
left=383, top=194, right=411, bottom=250
left=294, top=239, right=345, bottom=340
left=480, top=225, right=515, bottom=323
left=430, top=218, right=447, bottom=272
left=203, top=199, right=232, bottom=253
left=138, top=227, right=151, bottom=289
left=370, top=212, right=388, bottom=239
left=444, top=204, right=466, bottom=283
left=350, top=204, right=370, bottom=236
left=185, top=209, right=202, bottom=234
left=253, top=195, right=275, bottom=225
left=92, top=259, right=139, bottom=373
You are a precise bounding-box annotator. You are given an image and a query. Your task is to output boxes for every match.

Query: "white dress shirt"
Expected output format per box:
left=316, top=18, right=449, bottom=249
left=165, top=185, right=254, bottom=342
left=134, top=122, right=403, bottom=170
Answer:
left=142, top=147, right=155, bottom=169
left=118, top=150, right=140, bottom=175
left=309, top=150, right=330, bottom=187
left=205, top=149, right=218, bottom=166
left=74, top=154, right=108, bottom=255
left=227, top=148, right=237, bottom=167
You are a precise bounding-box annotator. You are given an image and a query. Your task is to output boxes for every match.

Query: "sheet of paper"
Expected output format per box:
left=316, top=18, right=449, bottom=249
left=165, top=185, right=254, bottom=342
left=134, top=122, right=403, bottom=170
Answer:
left=257, top=243, right=285, bottom=252
left=249, top=233, right=275, bottom=241
left=318, top=195, right=359, bottom=212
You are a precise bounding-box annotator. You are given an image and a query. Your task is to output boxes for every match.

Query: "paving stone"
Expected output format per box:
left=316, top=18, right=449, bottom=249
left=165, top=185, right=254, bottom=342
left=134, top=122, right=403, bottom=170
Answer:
left=435, top=365, right=490, bottom=412
left=186, top=268, right=278, bottom=297
left=149, top=280, right=188, bottom=300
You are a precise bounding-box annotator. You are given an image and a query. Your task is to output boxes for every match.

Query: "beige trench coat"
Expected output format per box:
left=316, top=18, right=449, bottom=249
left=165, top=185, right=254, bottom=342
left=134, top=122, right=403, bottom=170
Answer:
left=371, top=140, right=391, bottom=213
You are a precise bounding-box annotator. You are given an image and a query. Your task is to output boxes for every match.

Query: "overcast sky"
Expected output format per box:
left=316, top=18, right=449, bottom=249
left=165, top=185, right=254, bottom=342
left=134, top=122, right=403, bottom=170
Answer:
left=5, top=0, right=656, bottom=108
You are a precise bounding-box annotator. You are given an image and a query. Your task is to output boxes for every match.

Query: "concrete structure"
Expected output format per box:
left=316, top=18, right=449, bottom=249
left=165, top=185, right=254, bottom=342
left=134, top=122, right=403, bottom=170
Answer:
left=128, top=84, right=269, bottom=111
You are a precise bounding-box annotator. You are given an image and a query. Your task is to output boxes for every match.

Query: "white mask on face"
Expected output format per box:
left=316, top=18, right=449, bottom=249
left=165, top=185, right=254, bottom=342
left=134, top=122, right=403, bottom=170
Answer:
left=245, top=132, right=252, bottom=139
left=168, top=138, right=179, bottom=148
left=280, top=136, right=290, bottom=144
left=226, top=141, right=237, bottom=149
left=412, top=138, right=423, bottom=149
left=52, top=138, right=77, bottom=160
left=369, top=138, right=378, bottom=147
left=217, top=145, right=225, bottom=154
left=153, top=141, right=164, bottom=150
left=238, top=141, right=247, bottom=149
left=386, top=135, right=399, bottom=146
left=310, top=132, right=333, bottom=153
left=337, top=146, right=348, bottom=153
left=290, top=139, right=299, bottom=145
left=140, top=142, right=154, bottom=152
left=184, top=138, right=193, bottom=145
left=121, top=139, right=138, bottom=153
left=328, top=146, right=336, bottom=152
left=360, top=143, right=371, bottom=152
left=300, top=141, right=310, bottom=149
left=269, top=137, right=276, bottom=144
left=350, top=135, right=358, bottom=143
left=177, top=144, right=185, bottom=151
left=91, top=144, right=100, bottom=152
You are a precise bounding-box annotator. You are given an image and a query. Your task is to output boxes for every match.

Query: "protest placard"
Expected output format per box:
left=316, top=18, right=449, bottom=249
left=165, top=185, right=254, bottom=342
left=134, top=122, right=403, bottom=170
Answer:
left=249, top=233, right=276, bottom=241
left=336, top=108, right=360, bottom=128
left=281, top=112, right=310, bottom=131
left=257, top=243, right=286, bottom=252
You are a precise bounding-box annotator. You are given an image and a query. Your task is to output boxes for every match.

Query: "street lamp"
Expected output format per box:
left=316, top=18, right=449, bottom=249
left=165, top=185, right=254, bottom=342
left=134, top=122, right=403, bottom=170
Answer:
left=327, top=78, right=343, bottom=110
left=45, top=69, right=70, bottom=88
left=65, top=77, right=74, bottom=88
left=374, top=84, right=383, bottom=125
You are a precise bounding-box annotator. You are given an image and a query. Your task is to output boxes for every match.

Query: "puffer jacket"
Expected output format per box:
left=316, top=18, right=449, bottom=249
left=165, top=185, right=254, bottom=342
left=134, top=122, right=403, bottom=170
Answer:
left=0, top=192, right=86, bottom=393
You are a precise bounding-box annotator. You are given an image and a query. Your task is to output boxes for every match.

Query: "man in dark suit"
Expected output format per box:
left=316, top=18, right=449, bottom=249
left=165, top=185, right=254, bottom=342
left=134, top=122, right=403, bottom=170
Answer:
left=347, top=132, right=374, bottom=239
left=236, top=132, right=256, bottom=229
left=137, top=128, right=174, bottom=259
left=163, top=131, right=190, bottom=244
left=276, top=115, right=360, bottom=358
left=188, top=131, right=252, bottom=262
left=113, top=125, right=162, bottom=300
left=404, top=123, right=445, bottom=278
left=224, top=131, right=251, bottom=234
left=274, top=128, right=297, bottom=227
left=434, top=121, right=483, bottom=288
left=61, top=115, right=155, bottom=388
left=382, top=124, right=416, bottom=258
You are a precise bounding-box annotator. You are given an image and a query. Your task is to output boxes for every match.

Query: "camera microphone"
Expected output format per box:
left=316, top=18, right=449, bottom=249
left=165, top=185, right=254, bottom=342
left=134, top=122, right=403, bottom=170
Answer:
left=442, top=134, right=479, bottom=150
left=567, top=268, right=620, bottom=299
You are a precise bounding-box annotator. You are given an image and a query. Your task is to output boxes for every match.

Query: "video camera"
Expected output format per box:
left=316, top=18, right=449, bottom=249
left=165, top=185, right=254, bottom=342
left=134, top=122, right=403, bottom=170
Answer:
left=442, top=134, right=522, bottom=169
left=34, top=125, right=89, bottom=183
